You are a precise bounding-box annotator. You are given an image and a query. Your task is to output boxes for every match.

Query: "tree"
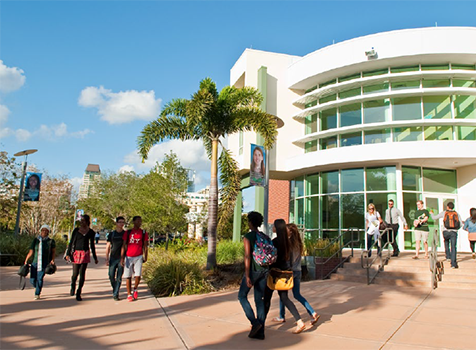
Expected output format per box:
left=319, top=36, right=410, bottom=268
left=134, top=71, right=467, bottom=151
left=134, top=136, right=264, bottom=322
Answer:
left=138, top=78, right=277, bottom=269
left=154, top=151, right=188, bottom=195
left=0, top=151, right=20, bottom=231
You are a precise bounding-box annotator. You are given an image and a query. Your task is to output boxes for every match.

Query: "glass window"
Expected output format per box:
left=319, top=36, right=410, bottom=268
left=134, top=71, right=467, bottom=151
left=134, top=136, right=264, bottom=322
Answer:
left=290, top=180, right=296, bottom=200
left=402, top=166, right=421, bottom=191
left=305, top=101, right=317, bottom=108
left=457, top=126, right=476, bottom=140
left=305, top=140, right=318, bottom=153
left=319, top=94, right=336, bottom=104
left=305, top=114, right=318, bottom=134
left=321, top=195, right=339, bottom=229
left=403, top=192, right=421, bottom=249
left=392, top=96, right=422, bottom=121
left=363, top=82, right=389, bottom=95
left=391, top=80, right=420, bottom=91
left=366, top=166, right=397, bottom=191
left=364, top=129, right=391, bottom=144
left=305, top=196, right=319, bottom=229
left=339, top=87, right=361, bottom=99
left=340, top=103, right=362, bottom=127
left=319, top=79, right=337, bottom=88
left=289, top=199, right=295, bottom=222
left=391, top=66, right=419, bottom=73
left=341, top=194, right=365, bottom=229
left=394, top=127, right=423, bottom=142
left=453, top=80, right=476, bottom=88
left=320, top=136, right=337, bottom=150
left=363, top=99, right=390, bottom=123
left=451, top=64, right=475, bottom=70
left=422, top=79, right=450, bottom=88
left=340, top=132, right=362, bottom=147
left=421, top=64, right=449, bottom=71
left=341, top=168, right=364, bottom=192
left=339, top=73, right=361, bottom=83
left=320, top=108, right=337, bottom=130
left=423, top=168, right=457, bottom=194
left=294, top=176, right=304, bottom=197
left=306, top=174, right=319, bottom=196
left=454, top=95, right=476, bottom=119
left=367, top=193, right=396, bottom=220
left=423, top=96, right=452, bottom=119
left=296, top=198, right=304, bottom=226
left=305, top=86, right=317, bottom=93
left=363, top=68, right=388, bottom=77
left=321, top=171, right=339, bottom=194
left=424, top=126, right=453, bottom=140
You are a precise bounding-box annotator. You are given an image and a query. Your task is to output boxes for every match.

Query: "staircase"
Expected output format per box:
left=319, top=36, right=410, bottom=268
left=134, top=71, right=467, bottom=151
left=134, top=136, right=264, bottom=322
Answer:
left=437, top=254, right=476, bottom=289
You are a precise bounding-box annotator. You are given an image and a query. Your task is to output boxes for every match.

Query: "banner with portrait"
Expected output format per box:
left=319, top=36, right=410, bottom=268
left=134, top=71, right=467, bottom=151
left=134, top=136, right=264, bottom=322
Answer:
left=250, top=144, right=266, bottom=187
left=75, top=209, right=84, bottom=222
left=24, top=172, right=42, bottom=202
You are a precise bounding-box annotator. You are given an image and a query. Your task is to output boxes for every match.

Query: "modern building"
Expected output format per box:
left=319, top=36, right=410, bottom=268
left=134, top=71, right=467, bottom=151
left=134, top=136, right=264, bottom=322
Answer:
left=183, top=186, right=209, bottom=239
left=229, top=27, right=476, bottom=253
left=78, top=164, right=101, bottom=199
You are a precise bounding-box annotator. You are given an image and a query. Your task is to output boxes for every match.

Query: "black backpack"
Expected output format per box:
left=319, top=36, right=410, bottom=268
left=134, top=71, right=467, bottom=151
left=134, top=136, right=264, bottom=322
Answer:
left=17, top=264, right=30, bottom=290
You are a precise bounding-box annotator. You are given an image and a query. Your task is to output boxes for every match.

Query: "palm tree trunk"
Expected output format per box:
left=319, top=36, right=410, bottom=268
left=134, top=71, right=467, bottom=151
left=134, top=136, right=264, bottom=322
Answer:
left=206, top=139, right=218, bottom=270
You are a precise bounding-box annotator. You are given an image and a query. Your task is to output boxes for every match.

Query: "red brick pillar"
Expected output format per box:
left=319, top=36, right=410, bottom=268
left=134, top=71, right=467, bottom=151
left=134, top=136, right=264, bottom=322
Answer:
left=268, top=179, right=290, bottom=223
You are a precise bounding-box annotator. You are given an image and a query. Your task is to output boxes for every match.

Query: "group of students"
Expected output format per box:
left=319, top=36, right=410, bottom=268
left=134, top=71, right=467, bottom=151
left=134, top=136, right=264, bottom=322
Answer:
left=24, top=214, right=148, bottom=302
left=238, top=211, right=320, bottom=340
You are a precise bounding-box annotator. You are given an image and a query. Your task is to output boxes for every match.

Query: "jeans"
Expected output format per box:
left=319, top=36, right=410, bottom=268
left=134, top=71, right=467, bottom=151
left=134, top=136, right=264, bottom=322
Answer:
left=443, top=230, right=458, bottom=267
left=238, top=269, right=267, bottom=336
left=367, top=234, right=381, bottom=257
left=108, top=257, right=124, bottom=297
left=279, top=271, right=315, bottom=319
left=30, top=263, right=46, bottom=296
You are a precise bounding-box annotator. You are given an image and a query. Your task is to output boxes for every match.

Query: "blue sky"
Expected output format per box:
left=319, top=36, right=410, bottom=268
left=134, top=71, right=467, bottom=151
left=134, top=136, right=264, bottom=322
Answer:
left=1, top=1, right=475, bottom=201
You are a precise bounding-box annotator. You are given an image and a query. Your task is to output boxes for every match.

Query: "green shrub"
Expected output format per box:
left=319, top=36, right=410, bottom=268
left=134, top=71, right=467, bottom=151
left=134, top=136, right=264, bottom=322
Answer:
left=216, top=240, right=244, bottom=265
left=304, top=237, right=340, bottom=257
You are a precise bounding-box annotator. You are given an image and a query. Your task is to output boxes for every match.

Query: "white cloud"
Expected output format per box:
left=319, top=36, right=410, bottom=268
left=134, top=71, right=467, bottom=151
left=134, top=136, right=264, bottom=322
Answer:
left=78, top=86, right=161, bottom=124
left=0, top=61, right=26, bottom=93
left=0, top=122, right=93, bottom=142
left=119, top=165, right=135, bottom=173
left=0, top=105, right=12, bottom=138
left=15, top=129, right=32, bottom=142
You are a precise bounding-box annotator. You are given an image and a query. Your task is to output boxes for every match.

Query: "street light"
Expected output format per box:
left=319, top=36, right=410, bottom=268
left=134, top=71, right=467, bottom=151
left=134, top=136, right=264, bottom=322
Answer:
left=13, top=149, right=38, bottom=235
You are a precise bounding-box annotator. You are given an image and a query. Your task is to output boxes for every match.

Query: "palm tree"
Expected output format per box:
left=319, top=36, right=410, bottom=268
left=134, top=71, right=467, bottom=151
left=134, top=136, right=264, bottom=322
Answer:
left=138, top=78, right=277, bottom=269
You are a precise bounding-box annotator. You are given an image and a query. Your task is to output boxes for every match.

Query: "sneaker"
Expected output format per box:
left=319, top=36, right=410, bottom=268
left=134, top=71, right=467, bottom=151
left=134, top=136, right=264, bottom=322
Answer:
left=133, top=290, right=138, bottom=300
left=472, top=253, right=475, bottom=259
left=34, top=295, right=40, bottom=300
left=113, top=295, right=120, bottom=301
left=248, top=323, right=262, bottom=338
left=76, top=294, right=82, bottom=301
left=127, top=295, right=134, bottom=302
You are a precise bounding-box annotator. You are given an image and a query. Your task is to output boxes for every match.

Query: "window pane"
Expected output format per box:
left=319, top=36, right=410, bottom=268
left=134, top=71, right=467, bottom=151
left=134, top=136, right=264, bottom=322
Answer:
left=305, top=101, right=317, bottom=108
left=364, top=129, right=391, bottom=144
left=305, top=114, right=318, bottom=134
left=320, top=108, right=337, bottom=130
left=422, top=79, right=450, bottom=88
left=320, top=137, right=337, bottom=150
left=340, top=103, right=362, bottom=127
left=363, top=68, right=388, bottom=77
left=321, top=195, right=339, bottom=229
left=321, top=171, right=339, bottom=194
left=296, top=198, right=304, bottom=226
left=366, top=166, right=397, bottom=191
left=289, top=200, right=295, bottom=221
left=403, top=192, right=421, bottom=249
left=423, top=168, right=457, bottom=194
left=453, top=80, right=476, bottom=88
left=339, top=87, right=361, bottom=99
left=363, top=99, right=390, bottom=123
left=295, top=176, right=304, bottom=197
left=320, top=79, right=336, bottom=88
left=367, top=192, right=396, bottom=220
left=421, top=64, right=449, bottom=71
left=341, top=194, right=365, bottom=229
left=319, top=94, right=336, bottom=104
left=392, top=96, right=422, bottom=121
left=424, top=126, right=453, bottom=140
left=339, top=73, right=361, bottom=83
left=394, top=127, right=422, bottom=142
left=306, top=174, right=319, bottom=196
left=423, top=96, right=452, bottom=119
left=340, top=132, right=362, bottom=147
left=363, top=82, right=389, bottom=95
left=452, top=64, right=475, bottom=70
left=402, top=166, right=421, bottom=191
left=305, top=140, right=318, bottom=153
left=391, top=80, right=420, bottom=91
left=290, top=180, right=295, bottom=199
left=391, top=66, right=419, bottom=73
left=454, top=95, right=476, bottom=119
left=305, top=196, right=319, bottom=229
left=341, top=168, right=364, bottom=192
left=457, top=126, right=476, bottom=140
left=305, top=86, right=317, bottom=93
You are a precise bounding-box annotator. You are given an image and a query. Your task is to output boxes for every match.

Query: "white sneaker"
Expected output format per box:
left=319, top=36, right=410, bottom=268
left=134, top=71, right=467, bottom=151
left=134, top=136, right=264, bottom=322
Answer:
left=34, top=295, right=40, bottom=300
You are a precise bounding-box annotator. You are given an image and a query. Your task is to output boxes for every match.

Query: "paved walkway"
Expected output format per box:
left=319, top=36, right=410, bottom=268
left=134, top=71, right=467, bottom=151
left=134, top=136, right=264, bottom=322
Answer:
left=1, top=243, right=475, bottom=349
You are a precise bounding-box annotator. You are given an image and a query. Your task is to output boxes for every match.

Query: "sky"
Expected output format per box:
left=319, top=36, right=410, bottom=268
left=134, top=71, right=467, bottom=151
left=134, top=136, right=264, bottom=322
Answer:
left=1, top=0, right=475, bottom=206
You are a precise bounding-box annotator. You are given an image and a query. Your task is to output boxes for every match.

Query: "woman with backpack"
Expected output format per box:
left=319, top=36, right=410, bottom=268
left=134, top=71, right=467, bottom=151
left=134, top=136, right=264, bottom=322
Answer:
left=264, top=219, right=307, bottom=334
left=24, top=224, right=56, bottom=300
left=463, top=207, right=476, bottom=259
left=272, top=223, right=320, bottom=326
left=65, top=214, right=98, bottom=301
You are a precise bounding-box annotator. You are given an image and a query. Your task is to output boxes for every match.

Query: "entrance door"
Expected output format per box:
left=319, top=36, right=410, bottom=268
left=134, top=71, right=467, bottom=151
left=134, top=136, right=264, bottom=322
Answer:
left=425, top=196, right=457, bottom=252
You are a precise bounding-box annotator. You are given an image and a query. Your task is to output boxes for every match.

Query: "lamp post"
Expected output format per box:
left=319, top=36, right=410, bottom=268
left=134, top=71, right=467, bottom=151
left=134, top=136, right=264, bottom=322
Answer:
left=13, top=149, right=38, bottom=236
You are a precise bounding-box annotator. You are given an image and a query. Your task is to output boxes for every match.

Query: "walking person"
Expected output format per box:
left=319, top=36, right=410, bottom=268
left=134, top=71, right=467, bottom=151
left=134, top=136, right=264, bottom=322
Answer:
left=365, top=203, right=384, bottom=257
left=65, top=214, right=98, bottom=301
left=106, top=216, right=126, bottom=300
left=412, top=200, right=430, bottom=259
left=95, top=231, right=100, bottom=244
left=238, top=211, right=269, bottom=340
left=121, top=216, right=148, bottom=302
left=463, top=208, right=476, bottom=259
left=431, top=202, right=464, bottom=268
left=264, top=219, right=307, bottom=334
left=24, top=224, right=56, bottom=300
left=384, top=200, right=408, bottom=257
left=273, top=223, right=320, bottom=326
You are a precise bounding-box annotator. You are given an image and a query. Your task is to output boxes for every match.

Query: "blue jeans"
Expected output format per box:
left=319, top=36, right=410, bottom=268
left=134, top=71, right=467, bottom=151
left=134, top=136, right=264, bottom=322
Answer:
left=30, top=263, right=46, bottom=296
left=238, top=269, right=267, bottom=335
left=279, top=271, right=315, bottom=319
left=108, top=257, right=124, bottom=297
left=443, top=230, right=458, bottom=267
left=367, top=234, right=381, bottom=257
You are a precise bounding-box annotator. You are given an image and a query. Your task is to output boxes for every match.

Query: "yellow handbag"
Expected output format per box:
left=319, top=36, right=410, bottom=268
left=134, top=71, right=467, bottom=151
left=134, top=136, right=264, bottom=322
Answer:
left=267, top=268, right=294, bottom=291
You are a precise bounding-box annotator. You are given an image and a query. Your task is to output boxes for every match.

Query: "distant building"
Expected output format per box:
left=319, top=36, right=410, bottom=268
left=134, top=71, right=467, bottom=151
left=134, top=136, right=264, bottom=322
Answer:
left=78, top=164, right=101, bottom=199
left=183, top=186, right=209, bottom=239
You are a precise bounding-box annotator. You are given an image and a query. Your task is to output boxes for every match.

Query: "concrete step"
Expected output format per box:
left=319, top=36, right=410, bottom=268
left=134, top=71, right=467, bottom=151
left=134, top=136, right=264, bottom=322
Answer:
left=330, top=273, right=368, bottom=284
left=441, top=274, right=476, bottom=282
left=438, top=281, right=476, bottom=289
left=374, top=277, right=430, bottom=288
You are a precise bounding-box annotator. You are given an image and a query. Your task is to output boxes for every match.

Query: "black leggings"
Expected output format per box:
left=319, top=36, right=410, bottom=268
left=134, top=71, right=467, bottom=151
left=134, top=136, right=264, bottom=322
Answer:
left=470, top=241, right=476, bottom=253
left=71, top=263, right=88, bottom=295
left=264, top=286, right=301, bottom=322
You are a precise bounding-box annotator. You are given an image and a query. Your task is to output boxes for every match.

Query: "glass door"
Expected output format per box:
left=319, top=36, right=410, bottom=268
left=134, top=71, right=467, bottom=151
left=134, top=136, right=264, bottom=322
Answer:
left=425, top=196, right=457, bottom=251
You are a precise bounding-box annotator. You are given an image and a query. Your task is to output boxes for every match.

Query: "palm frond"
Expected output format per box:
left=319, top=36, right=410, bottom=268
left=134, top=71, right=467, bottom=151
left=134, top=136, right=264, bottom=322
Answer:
left=217, top=146, right=241, bottom=232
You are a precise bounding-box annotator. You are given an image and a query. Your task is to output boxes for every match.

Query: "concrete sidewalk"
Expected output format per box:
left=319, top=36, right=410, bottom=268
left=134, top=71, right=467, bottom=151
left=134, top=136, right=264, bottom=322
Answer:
left=1, top=243, right=475, bottom=350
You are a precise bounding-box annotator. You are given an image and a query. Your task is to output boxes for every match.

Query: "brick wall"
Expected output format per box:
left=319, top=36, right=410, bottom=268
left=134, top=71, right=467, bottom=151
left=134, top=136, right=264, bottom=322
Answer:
left=268, top=179, right=290, bottom=224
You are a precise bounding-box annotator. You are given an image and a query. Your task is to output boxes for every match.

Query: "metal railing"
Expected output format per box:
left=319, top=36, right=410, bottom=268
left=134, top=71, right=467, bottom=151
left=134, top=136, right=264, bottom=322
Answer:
left=361, top=227, right=394, bottom=285
left=429, top=228, right=443, bottom=289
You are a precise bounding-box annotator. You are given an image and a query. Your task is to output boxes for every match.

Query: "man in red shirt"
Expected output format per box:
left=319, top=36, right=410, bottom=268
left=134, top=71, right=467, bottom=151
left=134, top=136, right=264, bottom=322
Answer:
left=121, top=216, right=148, bottom=302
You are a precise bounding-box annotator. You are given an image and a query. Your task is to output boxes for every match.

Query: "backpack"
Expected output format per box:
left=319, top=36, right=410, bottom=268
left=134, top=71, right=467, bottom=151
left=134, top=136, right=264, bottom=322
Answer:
left=252, top=231, right=277, bottom=267
left=444, top=211, right=460, bottom=230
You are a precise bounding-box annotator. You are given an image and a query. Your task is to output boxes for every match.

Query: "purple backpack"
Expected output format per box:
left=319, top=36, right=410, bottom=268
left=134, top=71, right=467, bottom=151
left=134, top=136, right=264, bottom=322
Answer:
left=252, top=231, right=277, bottom=267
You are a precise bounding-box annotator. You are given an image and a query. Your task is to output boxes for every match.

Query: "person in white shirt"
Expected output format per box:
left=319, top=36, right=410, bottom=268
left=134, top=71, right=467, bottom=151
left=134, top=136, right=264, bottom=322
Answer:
left=384, top=199, right=408, bottom=257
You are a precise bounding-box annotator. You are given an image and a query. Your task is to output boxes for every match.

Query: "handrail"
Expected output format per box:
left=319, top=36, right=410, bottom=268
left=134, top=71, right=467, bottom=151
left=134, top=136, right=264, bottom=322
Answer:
left=313, top=228, right=362, bottom=279
left=361, top=227, right=394, bottom=285
left=429, top=228, right=442, bottom=289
